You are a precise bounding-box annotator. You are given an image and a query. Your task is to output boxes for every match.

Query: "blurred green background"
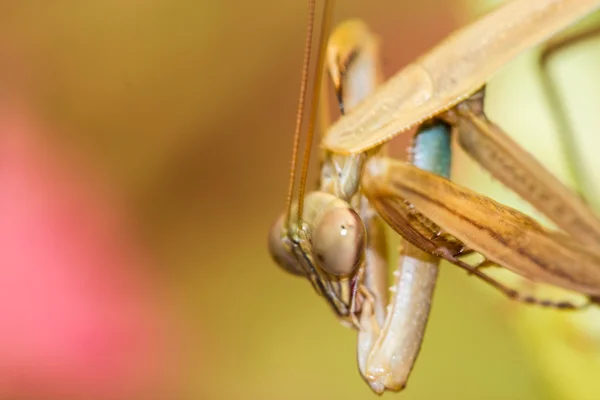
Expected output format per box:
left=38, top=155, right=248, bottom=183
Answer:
left=1, top=1, right=600, bottom=399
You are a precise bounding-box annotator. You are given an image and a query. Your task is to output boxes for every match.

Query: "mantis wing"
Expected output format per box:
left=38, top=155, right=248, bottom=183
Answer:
left=323, top=0, right=600, bottom=155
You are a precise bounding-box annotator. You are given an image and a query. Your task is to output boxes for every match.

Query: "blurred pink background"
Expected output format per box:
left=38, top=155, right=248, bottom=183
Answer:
left=1, top=1, right=599, bottom=399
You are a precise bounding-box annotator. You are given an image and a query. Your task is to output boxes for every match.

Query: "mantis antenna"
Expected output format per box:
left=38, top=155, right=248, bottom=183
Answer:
left=296, top=0, right=334, bottom=227
left=285, top=0, right=334, bottom=236
left=285, top=0, right=316, bottom=234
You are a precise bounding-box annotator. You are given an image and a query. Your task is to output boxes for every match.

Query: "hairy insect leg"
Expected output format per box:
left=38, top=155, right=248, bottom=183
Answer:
left=436, top=247, right=592, bottom=310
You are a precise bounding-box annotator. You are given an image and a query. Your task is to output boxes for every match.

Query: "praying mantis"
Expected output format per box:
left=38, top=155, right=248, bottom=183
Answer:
left=268, top=0, right=600, bottom=394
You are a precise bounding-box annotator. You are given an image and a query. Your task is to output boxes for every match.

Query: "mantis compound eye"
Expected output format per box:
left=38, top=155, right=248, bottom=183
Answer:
left=313, top=208, right=365, bottom=276
left=268, top=214, right=305, bottom=277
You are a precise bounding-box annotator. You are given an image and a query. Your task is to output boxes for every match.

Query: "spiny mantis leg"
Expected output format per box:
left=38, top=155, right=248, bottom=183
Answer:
left=359, top=121, right=449, bottom=394
left=449, top=90, right=599, bottom=308
left=453, top=87, right=600, bottom=247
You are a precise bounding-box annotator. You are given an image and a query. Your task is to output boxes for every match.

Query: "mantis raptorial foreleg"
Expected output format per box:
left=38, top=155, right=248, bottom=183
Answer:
left=357, top=124, right=450, bottom=393
left=320, top=19, right=389, bottom=328
left=324, top=21, right=447, bottom=393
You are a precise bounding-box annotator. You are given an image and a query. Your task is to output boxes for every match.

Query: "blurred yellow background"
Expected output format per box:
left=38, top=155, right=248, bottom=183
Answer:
left=1, top=1, right=600, bottom=399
